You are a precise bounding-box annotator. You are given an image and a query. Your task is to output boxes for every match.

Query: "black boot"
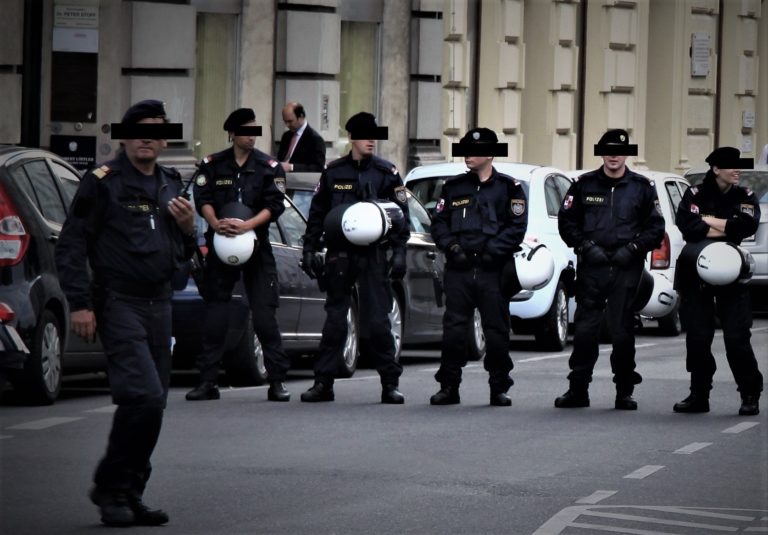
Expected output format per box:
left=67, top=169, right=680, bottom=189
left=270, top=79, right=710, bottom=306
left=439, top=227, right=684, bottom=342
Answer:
left=490, top=391, right=512, bottom=407
left=267, top=381, right=290, bottom=402
left=185, top=381, right=220, bottom=401
left=673, top=393, right=710, bottom=413
left=300, top=381, right=335, bottom=402
left=615, top=387, right=638, bottom=410
left=739, top=394, right=760, bottom=416
left=430, top=385, right=460, bottom=405
left=127, top=495, right=169, bottom=526
left=381, top=384, right=405, bottom=404
left=554, top=389, right=589, bottom=408
left=89, top=487, right=135, bottom=527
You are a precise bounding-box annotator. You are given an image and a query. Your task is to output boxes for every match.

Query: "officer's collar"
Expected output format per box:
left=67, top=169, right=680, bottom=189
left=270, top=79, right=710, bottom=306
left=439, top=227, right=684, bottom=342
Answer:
left=598, top=166, right=628, bottom=182
left=226, top=146, right=258, bottom=171
left=347, top=152, right=372, bottom=169
left=119, top=151, right=158, bottom=180
left=468, top=166, right=496, bottom=184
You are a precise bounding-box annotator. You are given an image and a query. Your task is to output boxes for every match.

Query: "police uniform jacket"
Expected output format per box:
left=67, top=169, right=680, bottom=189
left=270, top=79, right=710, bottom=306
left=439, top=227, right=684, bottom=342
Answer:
left=303, top=153, right=410, bottom=254
left=558, top=167, right=664, bottom=254
left=56, top=152, right=195, bottom=311
left=193, top=147, right=286, bottom=247
left=431, top=168, right=528, bottom=259
left=675, top=173, right=760, bottom=245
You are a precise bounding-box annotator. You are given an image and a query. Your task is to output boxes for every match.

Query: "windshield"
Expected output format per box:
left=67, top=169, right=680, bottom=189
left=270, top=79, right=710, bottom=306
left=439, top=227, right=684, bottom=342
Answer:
left=687, top=170, right=768, bottom=203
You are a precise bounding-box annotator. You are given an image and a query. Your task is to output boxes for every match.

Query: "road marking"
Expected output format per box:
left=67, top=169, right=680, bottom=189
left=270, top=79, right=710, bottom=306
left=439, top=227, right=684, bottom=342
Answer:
left=0, top=435, right=13, bottom=439
left=744, top=527, right=768, bottom=532
left=674, top=442, right=712, bottom=454
left=580, top=510, right=742, bottom=531
left=6, top=417, right=84, bottom=430
left=576, top=490, right=617, bottom=504
left=723, top=422, right=759, bottom=434
left=84, top=405, right=117, bottom=414
left=518, top=353, right=569, bottom=363
left=624, top=465, right=664, bottom=479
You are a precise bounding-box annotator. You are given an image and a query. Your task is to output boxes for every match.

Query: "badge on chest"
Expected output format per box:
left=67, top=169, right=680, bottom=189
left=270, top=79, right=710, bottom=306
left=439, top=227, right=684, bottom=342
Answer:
left=451, top=197, right=471, bottom=208
left=583, top=194, right=607, bottom=206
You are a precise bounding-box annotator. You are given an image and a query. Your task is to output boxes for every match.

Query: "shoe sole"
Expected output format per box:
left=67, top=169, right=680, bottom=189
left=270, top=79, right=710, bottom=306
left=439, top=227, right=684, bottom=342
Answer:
left=300, top=395, right=335, bottom=402
left=430, top=399, right=460, bottom=405
left=554, top=401, right=590, bottom=408
left=267, top=394, right=290, bottom=402
left=673, top=407, right=709, bottom=413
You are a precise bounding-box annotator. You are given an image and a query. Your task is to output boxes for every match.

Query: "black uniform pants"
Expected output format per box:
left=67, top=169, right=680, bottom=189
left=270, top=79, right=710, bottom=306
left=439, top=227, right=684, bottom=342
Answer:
left=93, top=291, right=171, bottom=494
left=196, top=251, right=289, bottom=382
left=568, top=264, right=643, bottom=392
left=435, top=267, right=513, bottom=391
left=314, top=249, right=402, bottom=386
left=680, top=283, right=763, bottom=396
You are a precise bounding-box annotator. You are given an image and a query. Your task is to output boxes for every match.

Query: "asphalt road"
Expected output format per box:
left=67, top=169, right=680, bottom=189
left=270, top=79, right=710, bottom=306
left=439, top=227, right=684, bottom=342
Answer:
left=1, top=321, right=767, bottom=534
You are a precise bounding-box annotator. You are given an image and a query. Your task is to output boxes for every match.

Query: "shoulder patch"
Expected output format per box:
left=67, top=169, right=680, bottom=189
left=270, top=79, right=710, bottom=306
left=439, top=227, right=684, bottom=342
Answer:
left=268, top=159, right=278, bottom=168
left=92, top=165, right=111, bottom=180
left=394, top=185, right=407, bottom=204
left=195, top=174, right=208, bottom=187
left=740, top=203, right=755, bottom=217
left=391, top=166, right=399, bottom=175
left=744, top=187, right=754, bottom=197
left=274, top=176, right=286, bottom=193
left=202, top=154, right=215, bottom=165
left=511, top=198, right=526, bottom=216
left=690, top=186, right=699, bottom=195
left=649, top=180, right=655, bottom=187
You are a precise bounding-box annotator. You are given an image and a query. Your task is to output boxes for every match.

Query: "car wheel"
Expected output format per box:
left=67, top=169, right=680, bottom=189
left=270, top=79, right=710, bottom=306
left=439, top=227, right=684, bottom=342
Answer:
left=224, top=314, right=268, bottom=386
left=657, top=303, right=681, bottom=336
left=535, top=281, right=569, bottom=351
left=389, top=293, right=403, bottom=364
left=338, top=298, right=360, bottom=377
left=466, top=308, right=486, bottom=361
left=20, top=310, right=62, bottom=405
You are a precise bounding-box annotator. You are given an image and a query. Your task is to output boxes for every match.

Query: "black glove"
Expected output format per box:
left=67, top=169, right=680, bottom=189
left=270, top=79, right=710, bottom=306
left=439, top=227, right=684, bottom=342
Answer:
left=389, top=251, right=407, bottom=280
left=579, top=240, right=609, bottom=266
left=447, top=243, right=471, bottom=270
left=612, top=242, right=639, bottom=268
left=301, top=251, right=322, bottom=279
left=480, top=251, right=496, bottom=270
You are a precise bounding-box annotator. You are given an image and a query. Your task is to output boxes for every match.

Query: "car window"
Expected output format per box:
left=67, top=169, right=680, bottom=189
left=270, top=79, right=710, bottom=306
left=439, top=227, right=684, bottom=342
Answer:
left=12, top=160, right=69, bottom=224
left=277, top=199, right=306, bottom=248
left=738, top=170, right=768, bottom=202
left=664, top=181, right=684, bottom=215
left=50, top=160, right=80, bottom=206
left=544, top=174, right=570, bottom=217
left=291, top=190, right=314, bottom=218
left=408, top=176, right=449, bottom=211
left=406, top=192, right=431, bottom=234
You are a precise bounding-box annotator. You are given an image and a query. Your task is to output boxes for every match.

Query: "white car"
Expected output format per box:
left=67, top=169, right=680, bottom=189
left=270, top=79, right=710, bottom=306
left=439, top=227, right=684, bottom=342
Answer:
left=405, top=162, right=577, bottom=351
left=564, top=169, right=690, bottom=334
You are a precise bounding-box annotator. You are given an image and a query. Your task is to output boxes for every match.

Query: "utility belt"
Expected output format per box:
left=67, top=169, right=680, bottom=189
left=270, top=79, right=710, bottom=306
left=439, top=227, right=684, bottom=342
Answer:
left=96, top=279, right=172, bottom=299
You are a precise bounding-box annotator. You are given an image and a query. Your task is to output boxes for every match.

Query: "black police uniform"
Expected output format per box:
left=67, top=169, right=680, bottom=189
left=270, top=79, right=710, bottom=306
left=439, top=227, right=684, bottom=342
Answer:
left=674, top=174, right=762, bottom=401
left=430, top=168, right=527, bottom=395
left=302, top=153, right=410, bottom=389
left=558, top=167, right=664, bottom=396
left=192, top=147, right=289, bottom=384
left=55, top=151, right=194, bottom=503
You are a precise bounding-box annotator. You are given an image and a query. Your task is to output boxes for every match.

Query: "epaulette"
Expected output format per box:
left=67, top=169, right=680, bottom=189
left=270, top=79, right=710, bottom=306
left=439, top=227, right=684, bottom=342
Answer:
left=689, top=186, right=699, bottom=195
left=371, top=156, right=398, bottom=175
left=201, top=154, right=216, bottom=165
left=92, top=165, right=114, bottom=180
left=496, top=172, right=521, bottom=187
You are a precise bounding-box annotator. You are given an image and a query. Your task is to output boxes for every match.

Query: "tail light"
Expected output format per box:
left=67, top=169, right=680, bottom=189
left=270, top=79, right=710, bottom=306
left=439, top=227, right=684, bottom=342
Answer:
left=0, top=183, right=29, bottom=267
left=651, top=232, right=670, bottom=269
left=0, top=302, right=15, bottom=322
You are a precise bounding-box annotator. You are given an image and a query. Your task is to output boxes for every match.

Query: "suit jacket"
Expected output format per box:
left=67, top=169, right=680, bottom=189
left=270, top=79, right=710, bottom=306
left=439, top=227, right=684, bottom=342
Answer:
left=277, top=124, right=326, bottom=172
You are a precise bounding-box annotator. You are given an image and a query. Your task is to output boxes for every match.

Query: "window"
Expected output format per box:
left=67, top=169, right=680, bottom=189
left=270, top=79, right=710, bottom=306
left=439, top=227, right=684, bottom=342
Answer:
left=339, top=21, right=379, bottom=132
left=50, top=160, right=81, bottom=206
left=406, top=193, right=431, bottom=234
left=664, top=181, right=684, bottom=216
left=544, top=174, right=572, bottom=217
left=13, top=161, right=69, bottom=225
left=277, top=199, right=307, bottom=248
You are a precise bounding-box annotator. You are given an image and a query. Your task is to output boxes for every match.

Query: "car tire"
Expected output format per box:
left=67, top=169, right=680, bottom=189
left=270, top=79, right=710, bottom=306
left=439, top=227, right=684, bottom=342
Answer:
left=657, top=303, right=682, bottom=336
left=535, top=281, right=569, bottom=351
left=466, top=308, right=486, bottom=361
left=338, top=298, right=360, bottom=378
left=224, top=314, right=268, bottom=386
left=19, top=310, right=62, bottom=405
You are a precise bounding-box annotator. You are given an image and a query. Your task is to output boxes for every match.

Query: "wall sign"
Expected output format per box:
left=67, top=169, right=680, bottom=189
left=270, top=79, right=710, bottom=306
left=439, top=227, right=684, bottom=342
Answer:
left=691, top=33, right=710, bottom=77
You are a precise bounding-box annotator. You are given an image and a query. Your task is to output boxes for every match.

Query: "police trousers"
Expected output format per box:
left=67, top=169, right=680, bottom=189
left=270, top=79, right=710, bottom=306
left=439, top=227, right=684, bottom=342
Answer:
left=680, top=282, right=763, bottom=395
left=435, top=267, right=513, bottom=391
left=314, top=248, right=402, bottom=386
left=568, top=264, right=643, bottom=392
left=196, top=250, right=289, bottom=382
left=94, top=290, right=171, bottom=494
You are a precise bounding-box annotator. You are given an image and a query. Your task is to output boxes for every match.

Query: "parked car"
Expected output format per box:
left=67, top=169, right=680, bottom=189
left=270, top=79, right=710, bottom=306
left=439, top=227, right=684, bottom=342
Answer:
left=0, top=146, right=105, bottom=404
left=283, top=172, right=463, bottom=360
left=565, top=169, right=690, bottom=335
left=405, top=162, right=578, bottom=351
left=683, top=168, right=768, bottom=311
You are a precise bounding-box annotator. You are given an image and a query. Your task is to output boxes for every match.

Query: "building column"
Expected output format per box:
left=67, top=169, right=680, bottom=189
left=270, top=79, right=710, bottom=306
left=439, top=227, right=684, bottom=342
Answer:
left=440, top=0, right=471, bottom=157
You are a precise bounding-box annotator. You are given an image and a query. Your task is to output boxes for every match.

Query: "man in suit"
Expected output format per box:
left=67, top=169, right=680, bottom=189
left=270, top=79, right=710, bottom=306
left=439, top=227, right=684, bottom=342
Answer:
left=277, top=102, right=326, bottom=173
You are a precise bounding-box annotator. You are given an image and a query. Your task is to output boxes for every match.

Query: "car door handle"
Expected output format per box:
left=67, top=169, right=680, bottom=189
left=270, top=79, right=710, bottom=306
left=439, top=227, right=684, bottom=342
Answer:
left=426, top=251, right=436, bottom=259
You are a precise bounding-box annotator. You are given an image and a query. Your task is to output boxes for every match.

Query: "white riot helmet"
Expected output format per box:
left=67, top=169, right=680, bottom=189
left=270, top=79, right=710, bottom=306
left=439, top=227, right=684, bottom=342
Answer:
left=324, top=200, right=406, bottom=247
left=501, top=243, right=555, bottom=297
left=696, top=241, right=754, bottom=285
left=213, top=202, right=257, bottom=266
left=633, top=270, right=677, bottom=317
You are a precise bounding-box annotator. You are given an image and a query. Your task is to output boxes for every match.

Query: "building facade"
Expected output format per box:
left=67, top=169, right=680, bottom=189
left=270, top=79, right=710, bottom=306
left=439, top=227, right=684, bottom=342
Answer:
left=1, top=0, right=765, bottom=173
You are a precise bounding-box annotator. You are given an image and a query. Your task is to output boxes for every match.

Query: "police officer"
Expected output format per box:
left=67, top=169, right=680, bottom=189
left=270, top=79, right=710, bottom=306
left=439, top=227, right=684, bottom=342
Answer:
left=186, top=108, right=291, bottom=402
left=429, top=128, right=527, bottom=406
left=301, top=112, right=409, bottom=403
left=673, top=147, right=762, bottom=416
left=55, top=100, right=196, bottom=526
left=556, top=129, right=664, bottom=410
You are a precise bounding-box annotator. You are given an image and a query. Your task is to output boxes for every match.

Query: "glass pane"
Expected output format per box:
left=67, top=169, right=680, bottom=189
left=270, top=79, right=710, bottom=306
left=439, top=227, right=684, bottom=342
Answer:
left=21, top=161, right=68, bottom=224
left=339, top=21, right=378, bottom=135
left=406, top=192, right=431, bottom=234
left=279, top=199, right=307, bottom=248
left=665, top=181, right=683, bottom=214
left=50, top=160, right=81, bottom=207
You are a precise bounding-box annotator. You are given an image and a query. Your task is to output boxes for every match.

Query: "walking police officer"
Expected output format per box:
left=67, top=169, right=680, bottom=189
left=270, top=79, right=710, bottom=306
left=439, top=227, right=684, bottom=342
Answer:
left=186, top=108, right=291, bottom=402
left=429, top=128, right=527, bottom=406
left=556, top=129, right=664, bottom=410
left=56, top=100, right=196, bottom=526
left=300, top=112, right=409, bottom=404
left=673, top=147, right=762, bottom=416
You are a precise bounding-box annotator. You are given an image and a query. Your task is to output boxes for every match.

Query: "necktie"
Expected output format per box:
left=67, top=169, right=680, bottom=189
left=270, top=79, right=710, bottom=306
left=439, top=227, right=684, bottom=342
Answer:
left=286, top=132, right=299, bottom=162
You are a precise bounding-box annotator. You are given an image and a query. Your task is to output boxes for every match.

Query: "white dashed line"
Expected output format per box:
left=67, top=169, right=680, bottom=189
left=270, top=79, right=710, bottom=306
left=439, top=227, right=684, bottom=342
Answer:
left=84, top=405, right=117, bottom=414
left=623, top=465, right=664, bottom=479
left=0, top=435, right=13, bottom=439
left=518, top=353, right=569, bottom=363
left=674, top=442, right=712, bottom=455
left=723, top=422, right=759, bottom=434
left=576, top=490, right=617, bottom=504
left=6, top=416, right=84, bottom=430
